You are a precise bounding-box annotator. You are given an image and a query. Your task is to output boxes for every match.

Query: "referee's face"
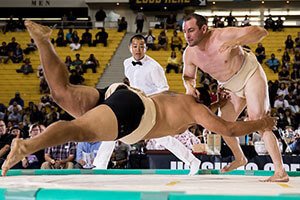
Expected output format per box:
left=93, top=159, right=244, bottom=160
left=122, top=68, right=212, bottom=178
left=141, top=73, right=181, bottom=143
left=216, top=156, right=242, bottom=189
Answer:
left=130, top=38, right=146, bottom=61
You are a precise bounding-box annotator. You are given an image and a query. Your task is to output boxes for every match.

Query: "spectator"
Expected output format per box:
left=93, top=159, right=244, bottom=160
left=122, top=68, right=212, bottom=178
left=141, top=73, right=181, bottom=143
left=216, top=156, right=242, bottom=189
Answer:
left=225, top=12, right=236, bottom=27
left=199, top=72, right=213, bottom=86
left=4, top=16, right=17, bottom=33
left=212, top=15, right=220, bottom=28
left=67, top=11, right=76, bottom=26
left=170, top=30, right=183, bottom=51
left=217, top=16, right=224, bottom=28
left=37, top=64, right=44, bottom=80
left=16, top=17, right=25, bottom=31
left=164, top=13, right=177, bottom=30
left=22, top=108, right=31, bottom=128
left=111, top=141, right=130, bottom=169
left=293, top=51, right=300, bottom=68
left=45, top=106, right=59, bottom=126
left=135, top=10, right=146, bottom=33
left=0, top=103, right=6, bottom=121
left=285, top=88, right=299, bottom=114
left=157, top=31, right=168, bottom=51
left=95, top=9, right=107, bottom=27
left=11, top=44, right=23, bottom=63
left=65, top=56, right=73, bottom=71
left=69, top=31, right=81, bottom=51
left=22, top=107, right=30, bottom=125
left=118, top=17, right=128, bottom=32
left=9, top=92, right=24, bottom=107
left=41, top=141, right=76, bottom=169
left=7, top=101, right=22, bottom=113
left=274, top=93, right=290, bottom=110
left=255, top=43, right=266, bottom=64
left=61, top=14, right=68, bottom=27
left=282, top=50, right=290, bottom=70
left=268, top=80, right=279, bottom=108
left=22, top=124, right=45, bottom=169
left=0, top=42, right=10, bottom=64
left=6, top=121, right=13, bottom=132
left=82, top=54, right=99, bottom=73
left=55, top=34, right=66, bottom=47
left=265, top=53, right=280, bottom=73
left=145, top=29, right=156, bottom=50
left=57, top=28, right=64, bottom=38
left=17, top=121, right=28, bottom=138
left=241, top=15, right=251, bottom=27
left=281, top=109, right=297, bottom=130
left=8, top=107, right=22, bottom=126
left=178, top=14, right=186, bottom=31
left=7, top=37, right=19, bottom=53
left=80, top=29, right=92, bottom=47
left=93, top=28, right=108, bottom=47
left=30, top=104, right=42, bottom=124
left=291, top=66, right=300, bottom=82
left=210, top=84, right=218, bottom=103
left=265, top=15, right=275, bottom=30
left=277, top=82, right=289, bottom=97
left=39, top=78, right=50, bottom=94
left=285, top=35, right=294, bottom=54
left=65, top=28, right=73, bottom=44
left=69, top=69, right=84, bottom=85
left=278, top=66, right=290, bottom=82
left=75, top=141, right=102, bottom=169
left=295, top=32, right=300, bottom=52
left=289, top=134, right=300, bottom=154
left=0, top=120, right=15, bottom=168
left=23, top=39, right=37, bottom=54
left=275, top=17, right=284, bottom=31
left=9, top=127, right=24, bottom=138
left=16, top=58, right=33, bottom=75
left=71, top=53, right=83, bottom=71
left=166, top=51, right=181, bottom=73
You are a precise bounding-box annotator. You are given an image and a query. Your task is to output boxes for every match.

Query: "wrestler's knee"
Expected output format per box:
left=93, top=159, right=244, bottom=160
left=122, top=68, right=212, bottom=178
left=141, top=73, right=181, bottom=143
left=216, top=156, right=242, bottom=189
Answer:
left=247, top=109, right=268, bottom=121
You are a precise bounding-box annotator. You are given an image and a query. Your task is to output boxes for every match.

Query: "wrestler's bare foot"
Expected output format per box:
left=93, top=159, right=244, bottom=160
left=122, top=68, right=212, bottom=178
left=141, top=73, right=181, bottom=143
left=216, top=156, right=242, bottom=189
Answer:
left=259, top=170, right=289, bottom=182
left=220, top=157, right=247, bottom=173
left=24, top=20, right=52, bottom=43
left=1, top=138, right=28, bottom=176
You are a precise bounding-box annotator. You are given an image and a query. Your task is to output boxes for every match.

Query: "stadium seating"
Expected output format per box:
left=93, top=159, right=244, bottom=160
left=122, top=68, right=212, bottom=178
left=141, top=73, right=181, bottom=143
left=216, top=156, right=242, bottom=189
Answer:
left=0, top=28, right=125, bottom=106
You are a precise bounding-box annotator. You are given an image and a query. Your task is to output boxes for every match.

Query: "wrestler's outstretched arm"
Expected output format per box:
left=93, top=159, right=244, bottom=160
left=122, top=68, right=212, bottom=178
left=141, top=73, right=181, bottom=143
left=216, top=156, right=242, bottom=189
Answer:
left=25, top=21, right=99, bottom=118
left=190, top=102, right=276, bottom=137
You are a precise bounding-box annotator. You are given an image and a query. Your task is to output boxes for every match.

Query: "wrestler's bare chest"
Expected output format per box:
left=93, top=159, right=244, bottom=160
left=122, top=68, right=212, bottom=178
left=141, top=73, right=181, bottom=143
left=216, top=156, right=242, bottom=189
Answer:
left=189, top=38, right=244, bottom=81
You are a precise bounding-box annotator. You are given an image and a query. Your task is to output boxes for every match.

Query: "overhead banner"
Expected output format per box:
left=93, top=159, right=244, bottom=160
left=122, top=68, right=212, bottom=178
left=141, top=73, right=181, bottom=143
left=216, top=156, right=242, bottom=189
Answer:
left=129, top=0, right=206, bottom=11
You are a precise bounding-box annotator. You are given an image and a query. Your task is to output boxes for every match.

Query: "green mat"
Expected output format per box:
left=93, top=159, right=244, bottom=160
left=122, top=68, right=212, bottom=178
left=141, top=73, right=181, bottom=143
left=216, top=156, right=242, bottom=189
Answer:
left=1, top=169, right=300, bottom=177
left=0, top=170, right=299, bottom=200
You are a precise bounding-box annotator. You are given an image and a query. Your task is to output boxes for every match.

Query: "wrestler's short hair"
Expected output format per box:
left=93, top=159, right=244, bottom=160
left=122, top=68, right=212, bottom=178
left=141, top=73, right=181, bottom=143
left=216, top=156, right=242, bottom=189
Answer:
left=129, top=34, right=146, bottom=45
left=196, top=87, right=211, bottom=107
left=184, top=13, right=208, bottom=30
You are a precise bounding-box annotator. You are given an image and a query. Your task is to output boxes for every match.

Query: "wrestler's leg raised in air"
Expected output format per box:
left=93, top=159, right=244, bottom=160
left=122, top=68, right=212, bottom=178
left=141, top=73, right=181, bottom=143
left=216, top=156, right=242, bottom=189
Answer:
left=245, top=66, right=288, bottom=182
left=1, top=105, right=118, bottom=176
left=25, top=20, right=99, bottom=118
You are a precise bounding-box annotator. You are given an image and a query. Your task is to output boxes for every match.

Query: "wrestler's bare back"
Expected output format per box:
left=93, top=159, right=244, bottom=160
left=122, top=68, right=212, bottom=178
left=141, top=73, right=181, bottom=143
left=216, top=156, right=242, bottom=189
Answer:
left=185, top=29, right=245, bottom=82
left=143, top=92, right=202, bottom=139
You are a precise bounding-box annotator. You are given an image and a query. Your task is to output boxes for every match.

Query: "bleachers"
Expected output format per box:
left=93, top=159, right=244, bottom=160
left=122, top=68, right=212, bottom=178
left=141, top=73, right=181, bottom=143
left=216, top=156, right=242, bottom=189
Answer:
left=0, top=28, right=125, bottom=106
left=248, top=27, right=300, bottom=81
